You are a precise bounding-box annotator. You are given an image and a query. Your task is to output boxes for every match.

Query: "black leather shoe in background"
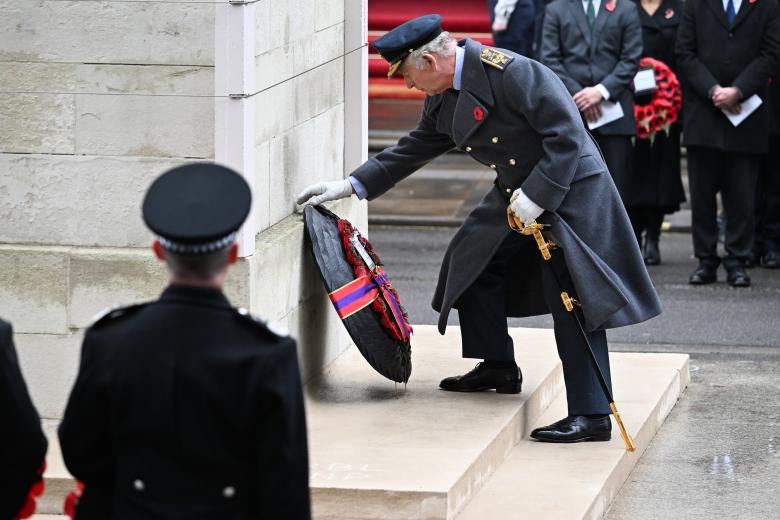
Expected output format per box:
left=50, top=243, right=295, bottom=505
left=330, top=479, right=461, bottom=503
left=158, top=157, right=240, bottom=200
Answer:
left=531, top=415, right=612, bottom=443
left=761, top=250, right=779, bottom=269
left=643, top=238, right=661, bottom=265
left=726, top=265, right=751, bottom=287
left=689, top=263, right=717, bottom=285
left=439, top=362, right=522, bottom=394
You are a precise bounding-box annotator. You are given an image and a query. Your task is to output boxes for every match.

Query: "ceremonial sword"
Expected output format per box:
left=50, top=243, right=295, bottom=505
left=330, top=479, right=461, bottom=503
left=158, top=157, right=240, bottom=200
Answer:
left=507, top=208, right=637, bottom=452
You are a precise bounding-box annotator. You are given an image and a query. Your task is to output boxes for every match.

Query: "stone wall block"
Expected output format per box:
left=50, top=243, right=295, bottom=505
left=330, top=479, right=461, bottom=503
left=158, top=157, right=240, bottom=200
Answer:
left=15, top=332, right=82, bottom=420
left=74, top=94, right=213, bottom=158
left=254, top=140, right=271, bottom=232
left=0, top=247, right=69, bottom=335
left=0, top=1, right=214, bottom=65
left=280, top=292, right=352, bottom=383
left=316, top=0, right=345, bottom=31
left=314, top=104, right=345, bottom=183
left=269, top=119, right=315, bottom=226
left=76, top=64, right=214, bottom=96
left=316, top=23, right=345, bottom=65
left=0, top=63, right=77, bottom=93
left=254, top=0, right=272, bottom=56
left=68, top=250, right=168, bottom=330
left=254, top=81, right=294, bottom=144
left=289, top=0, right=316, bottom=45
left=254, top=45, right=294, bottom=94
left=0, top=93, right=75, bottom=154
left=268, top=0, right=292, bottom=50
left=0, top=154, right=184, bottom=247
left=293, top=57, right=344, bottom=125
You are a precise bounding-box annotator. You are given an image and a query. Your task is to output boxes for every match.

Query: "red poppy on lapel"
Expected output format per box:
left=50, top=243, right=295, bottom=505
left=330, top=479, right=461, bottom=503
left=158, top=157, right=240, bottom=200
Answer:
left=473, top=106, right=484, bottom=121
left=748, top=0, right=757, bottom=4
left=665, top=8, right=674, bottom=18
left=605, top=0, right=617, bottom=12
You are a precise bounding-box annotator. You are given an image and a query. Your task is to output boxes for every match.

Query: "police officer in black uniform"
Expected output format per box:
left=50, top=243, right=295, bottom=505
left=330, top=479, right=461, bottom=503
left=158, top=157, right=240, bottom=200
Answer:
left=1, top=317, right=47, bottom=520
left=59, top=163, right=311, bottom=519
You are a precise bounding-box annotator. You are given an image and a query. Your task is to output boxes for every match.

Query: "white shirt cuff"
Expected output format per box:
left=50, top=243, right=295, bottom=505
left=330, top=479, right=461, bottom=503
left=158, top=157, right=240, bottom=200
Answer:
left=348, top=176, right=368, bottom=200
left=595, top=83, right=610, bottom=101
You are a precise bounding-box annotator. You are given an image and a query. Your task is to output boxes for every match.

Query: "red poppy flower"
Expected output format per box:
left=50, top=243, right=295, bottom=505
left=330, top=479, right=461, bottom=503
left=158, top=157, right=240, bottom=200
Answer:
left=634, top=57, right=681, bottom=141
left=665, top=8, right=674, bottom=18
left=473, top=106, right=484, bottom=121
left=606, top=1, right=617, bottom=11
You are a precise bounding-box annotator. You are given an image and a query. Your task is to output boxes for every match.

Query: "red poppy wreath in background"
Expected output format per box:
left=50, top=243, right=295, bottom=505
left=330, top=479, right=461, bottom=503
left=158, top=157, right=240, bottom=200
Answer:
left=634, top=57, right=682, bottom=142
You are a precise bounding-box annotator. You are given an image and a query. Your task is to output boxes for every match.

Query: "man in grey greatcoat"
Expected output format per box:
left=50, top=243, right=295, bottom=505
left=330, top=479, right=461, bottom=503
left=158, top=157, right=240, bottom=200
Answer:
left=297, top=14, right=661, bottom=443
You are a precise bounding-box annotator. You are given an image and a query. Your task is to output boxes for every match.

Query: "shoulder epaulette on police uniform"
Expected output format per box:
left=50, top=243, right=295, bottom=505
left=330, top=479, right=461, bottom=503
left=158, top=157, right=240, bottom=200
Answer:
left=236, top=308, right=289, bottom=339
left=480, top=47, right=514, bottom=71
left=90, top=303, right=147, bottom=328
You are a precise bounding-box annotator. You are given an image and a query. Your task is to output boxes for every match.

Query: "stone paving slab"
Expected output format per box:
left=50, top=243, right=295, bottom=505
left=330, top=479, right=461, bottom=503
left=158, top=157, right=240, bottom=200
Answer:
left=456, top=352, right=690, bottom=520
left=308, top=326, right=564, bottom=520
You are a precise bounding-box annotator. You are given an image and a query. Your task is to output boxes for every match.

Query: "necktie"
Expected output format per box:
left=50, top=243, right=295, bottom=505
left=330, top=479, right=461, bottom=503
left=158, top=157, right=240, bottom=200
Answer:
left=726, top=0, right=736, bottom=25
left=587, top=0, right=597, bottom=29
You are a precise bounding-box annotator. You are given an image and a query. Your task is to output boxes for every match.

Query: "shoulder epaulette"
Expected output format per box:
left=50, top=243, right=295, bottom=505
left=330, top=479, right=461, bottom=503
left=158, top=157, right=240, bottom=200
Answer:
left=480, top=47, right=515, bottom=71
left=90, top=303, right=147, bottom=328
left=236, top=308, right=289, bottom=339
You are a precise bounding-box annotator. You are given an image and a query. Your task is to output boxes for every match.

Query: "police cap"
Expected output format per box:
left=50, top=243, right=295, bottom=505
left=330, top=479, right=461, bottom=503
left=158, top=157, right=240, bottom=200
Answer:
left=373, top=14, right=442, bottom=79
left=142, top=163, right=251, bottom=254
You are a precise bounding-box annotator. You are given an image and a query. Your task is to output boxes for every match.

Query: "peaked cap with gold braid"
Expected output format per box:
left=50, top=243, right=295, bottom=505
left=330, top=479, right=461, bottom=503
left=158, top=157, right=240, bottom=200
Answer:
left=372, top=14, right=443, bottom=78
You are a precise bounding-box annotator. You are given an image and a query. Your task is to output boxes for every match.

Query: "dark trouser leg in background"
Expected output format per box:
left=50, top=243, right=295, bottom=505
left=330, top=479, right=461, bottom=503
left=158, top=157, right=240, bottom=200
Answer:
left=645, top=209, right=665, bottom=241
left=541, top=258, right=612, bottom=416
left=687, top=146, right=723, bottom=267
left=720, top=152, right=759, bottom=268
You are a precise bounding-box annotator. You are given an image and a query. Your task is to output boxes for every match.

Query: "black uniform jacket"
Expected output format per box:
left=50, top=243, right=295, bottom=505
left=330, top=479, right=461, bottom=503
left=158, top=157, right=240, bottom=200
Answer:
left=58, top=285, right=310, bottom=520
left=0, top=319, right=47, bottom=520
left=676, top=0, right=780, bottom=153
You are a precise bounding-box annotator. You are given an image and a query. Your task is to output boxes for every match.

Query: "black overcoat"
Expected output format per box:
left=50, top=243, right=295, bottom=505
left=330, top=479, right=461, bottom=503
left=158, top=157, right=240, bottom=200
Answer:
left=0, top=318, right=47, bottom=520
left=623, top=0, right=686, bottom=210
left=352, top=40, right=662, bottom=334
left=676, top=0, right=780, bottom=153
left=58, top=285, right=310, bottom=520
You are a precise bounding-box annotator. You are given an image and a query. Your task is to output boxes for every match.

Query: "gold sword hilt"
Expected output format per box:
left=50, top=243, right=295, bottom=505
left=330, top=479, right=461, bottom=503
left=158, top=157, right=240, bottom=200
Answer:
left=560, top=292, right=580, bottom=312
left=507, top=207, right=555, bottom=260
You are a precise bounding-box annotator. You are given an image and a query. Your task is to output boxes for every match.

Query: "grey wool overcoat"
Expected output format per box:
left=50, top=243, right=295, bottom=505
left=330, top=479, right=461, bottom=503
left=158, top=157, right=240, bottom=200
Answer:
left=351, top=39, right=662, bottom=334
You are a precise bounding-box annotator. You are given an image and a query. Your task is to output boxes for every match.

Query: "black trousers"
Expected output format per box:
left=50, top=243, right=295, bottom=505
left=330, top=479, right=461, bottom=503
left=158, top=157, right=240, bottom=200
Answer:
left=755, top=135, right=780, bottom=254
left=456, top=232, right=613, bottom=416
left=687, top=146, right=760, bottom=268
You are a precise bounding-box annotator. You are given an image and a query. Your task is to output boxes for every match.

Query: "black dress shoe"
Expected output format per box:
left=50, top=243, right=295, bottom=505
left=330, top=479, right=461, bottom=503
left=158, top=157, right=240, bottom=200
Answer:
left=643, top=238, right=661, bottom=265
left=726, top=265, right=751, bottom=287
left=689, top=263, right=717, bottom=285
left=530, top=415, right=612, bottom=443
left=439, top=362, right=522, bottom=394
left=761, top=250, right=779, bottom=269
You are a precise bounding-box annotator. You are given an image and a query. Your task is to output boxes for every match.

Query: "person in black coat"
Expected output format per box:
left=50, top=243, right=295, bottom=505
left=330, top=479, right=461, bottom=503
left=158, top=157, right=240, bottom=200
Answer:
left=676, top=0, right=780, bottom=286
left=58, top=164, right=311, bottom=520
left=753, top=13, right=780, bottom=269
left=625, top=0, right=686, bottom=264
left=0, top=318, right=47, bottom=520
left=488, top=0, right=537, bottom=56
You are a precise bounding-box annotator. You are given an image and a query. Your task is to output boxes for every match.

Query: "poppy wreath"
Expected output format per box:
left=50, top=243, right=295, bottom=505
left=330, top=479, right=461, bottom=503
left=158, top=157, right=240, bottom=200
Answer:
left=63, top=481, right=85, bottom=519
left=634, top=57, right=682, bottom=143
left=13, top=462, right=45, bottom=520
left=337, top=219, right=413, bottom=342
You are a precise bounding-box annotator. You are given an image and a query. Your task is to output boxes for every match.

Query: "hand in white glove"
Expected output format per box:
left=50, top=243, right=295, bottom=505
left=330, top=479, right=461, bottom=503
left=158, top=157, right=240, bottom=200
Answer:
left=295, top=179, right=354, bottom=207
left=509, top=188, right=544, bottom=225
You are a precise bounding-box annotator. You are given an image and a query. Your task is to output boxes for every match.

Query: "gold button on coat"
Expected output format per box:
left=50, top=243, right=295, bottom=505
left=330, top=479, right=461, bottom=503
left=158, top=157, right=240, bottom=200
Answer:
left=509, top=158, right=517, bottom=166
left=506, top=188, right=511, bottom=193
left=223, top=486, right=236, bottom=498
left=465, top=146, right=472, bottom=152
left=133, top=479, right=145, bottom=492
left=491, top=136, right=499, bottom=144
left=490, top=163, right=496, bottom=169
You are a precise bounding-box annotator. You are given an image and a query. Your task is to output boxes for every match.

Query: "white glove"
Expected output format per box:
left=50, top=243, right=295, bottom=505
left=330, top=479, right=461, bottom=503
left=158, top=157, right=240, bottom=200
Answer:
left=509, top=188, right=544, bottom=225
left=295, top=179, right=354, bottom=207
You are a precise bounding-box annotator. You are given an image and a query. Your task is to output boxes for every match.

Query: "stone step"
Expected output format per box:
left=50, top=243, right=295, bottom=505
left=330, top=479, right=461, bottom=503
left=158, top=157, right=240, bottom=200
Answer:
left=307, top=326, right=565, bottom=520
left=456, top=352, right=690, bottom=520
